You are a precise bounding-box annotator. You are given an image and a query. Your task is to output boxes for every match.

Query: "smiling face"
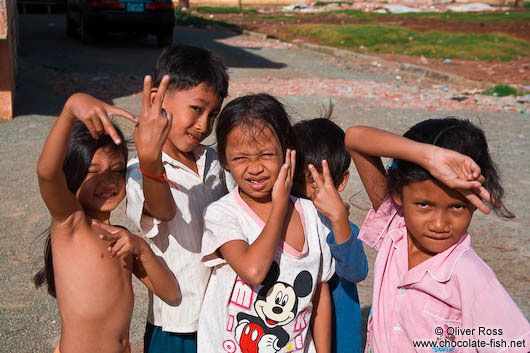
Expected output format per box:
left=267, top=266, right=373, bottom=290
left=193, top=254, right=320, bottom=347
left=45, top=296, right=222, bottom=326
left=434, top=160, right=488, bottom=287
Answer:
left=255, top=283, right=297, bottom=328
left=159, top=82, right=222, bottom=161
left=225, top=122, right=284, bottom=204
left=75, top=145, right=126, bottom=220
left=393, top=178, right=475, bottom=267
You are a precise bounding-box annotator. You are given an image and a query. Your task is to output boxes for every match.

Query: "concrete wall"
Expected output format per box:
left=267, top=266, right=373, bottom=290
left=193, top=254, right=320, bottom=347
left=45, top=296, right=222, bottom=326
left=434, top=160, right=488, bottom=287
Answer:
left=0, top=0, right=17, bottom=120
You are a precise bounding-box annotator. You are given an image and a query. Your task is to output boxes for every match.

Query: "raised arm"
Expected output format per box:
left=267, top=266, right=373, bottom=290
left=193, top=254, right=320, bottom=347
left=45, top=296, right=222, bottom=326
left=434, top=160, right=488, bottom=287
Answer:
left=345, top=126, right=490, bottom=213
left=37, top=94, right=136, bottom=221
left=134, top=75, right=176, bottom=221
left=95, top=222, right=181, bottom=304
left=218, top=150, right=296, bottom=286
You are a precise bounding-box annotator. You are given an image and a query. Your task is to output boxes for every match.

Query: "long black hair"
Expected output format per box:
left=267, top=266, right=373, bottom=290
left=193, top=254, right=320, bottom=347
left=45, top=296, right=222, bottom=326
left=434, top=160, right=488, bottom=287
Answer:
left=34, top=120, right=128, bottom=297
left=387, top=117, right=514, bottom=219
left=215, top=93, right=295, bottom=168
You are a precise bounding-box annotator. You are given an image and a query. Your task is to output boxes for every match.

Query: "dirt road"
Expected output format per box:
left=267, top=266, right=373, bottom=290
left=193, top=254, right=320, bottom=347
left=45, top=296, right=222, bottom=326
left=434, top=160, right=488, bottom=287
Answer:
left=1, top=14, right=528, bottom=352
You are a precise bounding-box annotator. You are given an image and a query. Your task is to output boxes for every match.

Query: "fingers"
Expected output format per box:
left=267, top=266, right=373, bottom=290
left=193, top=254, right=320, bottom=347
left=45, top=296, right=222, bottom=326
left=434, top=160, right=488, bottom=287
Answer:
left=308, top=164, right=324, bottom=190
left=460, top=189, right=490, bottom=215
left=141, top=75, right=152, bottom=118
left=321, top=160, right=334, bottom=185
left=99, top=232, right=119, bottom=242
left=287, top=149, right=296, bottom=182
left=153, top=75, right=171, bottom=111
left=109, top=107, right=138, bottom=124
left=97, top=111, right=122, bottom=145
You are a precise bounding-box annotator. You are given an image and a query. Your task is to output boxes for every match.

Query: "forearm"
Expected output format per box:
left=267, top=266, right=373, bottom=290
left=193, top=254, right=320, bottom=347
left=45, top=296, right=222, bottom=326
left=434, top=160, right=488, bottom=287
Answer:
left=333, top=241, right=368, bottom=283
left=328, top=211, right=351, bottom=245
left=37, top=97, right=77, bottom=180
left=345, top=126, right=435, bottom=168
left=137, top=242, right=181, bottom=304
left=221, top=203, right=287, bottom=286
left=138, top=159, right=176, bottom=221
left=311, top=282, right=331, bottom=353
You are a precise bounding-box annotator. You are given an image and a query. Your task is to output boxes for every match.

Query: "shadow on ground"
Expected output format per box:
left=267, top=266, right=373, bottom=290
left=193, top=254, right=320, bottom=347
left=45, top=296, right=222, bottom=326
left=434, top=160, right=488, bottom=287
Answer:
left=15, top=14, right=286, bottom=117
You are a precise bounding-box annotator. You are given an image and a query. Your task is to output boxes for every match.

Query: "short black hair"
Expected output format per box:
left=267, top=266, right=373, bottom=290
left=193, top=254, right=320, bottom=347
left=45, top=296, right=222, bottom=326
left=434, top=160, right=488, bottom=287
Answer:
left=152, top=44, right=229, bottom=99
left=216, top=93, right=294, bottom=168
left=293, top=116, right=350, bottom=187
left=388, top=117, right=514, bottom=219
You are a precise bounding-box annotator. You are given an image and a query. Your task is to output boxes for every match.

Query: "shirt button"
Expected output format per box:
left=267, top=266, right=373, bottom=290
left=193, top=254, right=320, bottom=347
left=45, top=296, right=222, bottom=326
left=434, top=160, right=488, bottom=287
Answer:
left=399, top=288, right=406, bottom=295
left=394, top=324, right=401, bottom=332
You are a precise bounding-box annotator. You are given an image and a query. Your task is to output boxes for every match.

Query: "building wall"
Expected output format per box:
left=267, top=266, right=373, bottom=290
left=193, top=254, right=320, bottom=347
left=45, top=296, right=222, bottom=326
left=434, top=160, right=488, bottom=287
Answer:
left=0, top=0, right=17, bottom=120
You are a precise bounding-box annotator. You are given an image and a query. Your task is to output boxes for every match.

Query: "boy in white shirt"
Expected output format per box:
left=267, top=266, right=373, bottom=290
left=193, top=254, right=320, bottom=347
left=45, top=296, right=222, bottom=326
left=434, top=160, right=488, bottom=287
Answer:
left=126, top=44, right=230, bottom=352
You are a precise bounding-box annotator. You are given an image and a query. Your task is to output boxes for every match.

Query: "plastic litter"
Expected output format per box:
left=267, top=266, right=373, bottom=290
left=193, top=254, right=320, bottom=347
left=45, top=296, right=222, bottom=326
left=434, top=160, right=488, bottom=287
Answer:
left=447, top=3, right=496, bottom=12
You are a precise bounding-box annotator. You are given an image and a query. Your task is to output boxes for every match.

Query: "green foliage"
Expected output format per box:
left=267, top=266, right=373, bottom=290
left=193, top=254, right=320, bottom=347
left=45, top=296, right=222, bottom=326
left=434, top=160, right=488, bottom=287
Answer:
left=313, top=1, right=353, bottom=6
left=283, top=24, right=530, bottom=61
left=483, top=85, right=519, bottom=97
left=194, top=6, right=257, bottom=14
left=320, top=9, right=530, bottom=22
left=523, top=2, right=530, bottom=8
left=175, top=9, right=240, bottom=30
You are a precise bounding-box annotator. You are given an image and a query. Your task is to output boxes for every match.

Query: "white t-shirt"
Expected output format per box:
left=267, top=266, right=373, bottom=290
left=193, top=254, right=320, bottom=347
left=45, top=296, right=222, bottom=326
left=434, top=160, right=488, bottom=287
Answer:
left=198, top=187, right=335, bottom=353
left=126, top=146, right=229, bottom=332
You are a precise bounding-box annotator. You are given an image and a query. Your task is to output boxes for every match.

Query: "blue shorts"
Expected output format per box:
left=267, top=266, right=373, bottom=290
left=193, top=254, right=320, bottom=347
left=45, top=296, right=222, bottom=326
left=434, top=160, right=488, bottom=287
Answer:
left=144, top=322, right=197, bottom=353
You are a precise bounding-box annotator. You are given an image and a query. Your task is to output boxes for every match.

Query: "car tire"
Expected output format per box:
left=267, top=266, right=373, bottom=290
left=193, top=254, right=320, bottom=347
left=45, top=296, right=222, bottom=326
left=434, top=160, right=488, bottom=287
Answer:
left=157, top=31, right=173, bottom=48
left=79, top=14, right=96, bottom=44
left=66, top=14, right=77, bottom=37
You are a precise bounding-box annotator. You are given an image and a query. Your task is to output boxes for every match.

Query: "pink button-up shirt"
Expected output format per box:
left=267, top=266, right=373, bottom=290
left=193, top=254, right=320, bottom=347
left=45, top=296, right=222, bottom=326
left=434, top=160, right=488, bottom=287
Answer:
left=360, top=197, right=530, bottom=353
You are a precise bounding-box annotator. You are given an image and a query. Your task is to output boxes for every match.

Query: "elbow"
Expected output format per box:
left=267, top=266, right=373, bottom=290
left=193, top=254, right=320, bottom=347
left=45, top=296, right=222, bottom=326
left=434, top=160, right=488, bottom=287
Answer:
left=345, top=126, right=369, bottom=150
left=240, top=266, right=268, bottom=287
left=161, top=284, right=182, bottom=306
left=146, top=204, right=176, bottom=222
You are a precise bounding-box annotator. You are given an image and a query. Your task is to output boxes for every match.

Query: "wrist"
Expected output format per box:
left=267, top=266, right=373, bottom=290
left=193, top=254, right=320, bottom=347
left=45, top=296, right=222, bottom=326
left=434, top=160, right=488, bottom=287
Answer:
left=138, top=159, right=164, bottom=175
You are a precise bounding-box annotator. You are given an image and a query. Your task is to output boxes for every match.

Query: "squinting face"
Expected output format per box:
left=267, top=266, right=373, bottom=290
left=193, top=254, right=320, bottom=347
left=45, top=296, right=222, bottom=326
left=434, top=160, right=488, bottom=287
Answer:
left=225, top=123, right=284, bottom=203
left=394, top=178, right=475, bottom=261
left=161, top=82, right=222, bottom=158
left=75, top=145, right=126, bottom=219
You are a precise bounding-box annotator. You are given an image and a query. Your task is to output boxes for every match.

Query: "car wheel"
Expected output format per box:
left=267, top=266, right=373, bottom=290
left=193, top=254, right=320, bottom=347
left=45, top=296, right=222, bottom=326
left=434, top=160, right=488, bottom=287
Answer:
left=156, top=31, right=173, bottom=48
left=79, top=14, right=96, bottom=44
left=66, top=14, right=77, bottom=37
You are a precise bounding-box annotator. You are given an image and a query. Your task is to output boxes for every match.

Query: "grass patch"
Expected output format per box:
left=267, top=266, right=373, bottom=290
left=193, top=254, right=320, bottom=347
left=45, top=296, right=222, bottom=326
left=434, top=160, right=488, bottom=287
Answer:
left=249, top=14, right=298, bottom=20
left=175, top=9, right=240, bottom=30
left=194, top=6, right=257, bottom=14
left=314, top=1, right=353, bottom=6
left=319, top=9, right=530, bottom=22
left=483, top=84, right=519, bottom=96
left=283, top=24, right=530, bottom=61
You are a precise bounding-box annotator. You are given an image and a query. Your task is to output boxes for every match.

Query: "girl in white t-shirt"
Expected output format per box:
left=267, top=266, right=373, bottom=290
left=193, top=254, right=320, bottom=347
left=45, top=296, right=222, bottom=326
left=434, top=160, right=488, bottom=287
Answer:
left=198, top=94, right=335, bottom=353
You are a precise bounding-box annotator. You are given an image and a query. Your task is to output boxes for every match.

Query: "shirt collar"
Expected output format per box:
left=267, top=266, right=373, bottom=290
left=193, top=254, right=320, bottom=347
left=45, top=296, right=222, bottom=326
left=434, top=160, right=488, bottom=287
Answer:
left=400, top=233, right=471, bottom=286
left=161, top=145, right=208, bottom=177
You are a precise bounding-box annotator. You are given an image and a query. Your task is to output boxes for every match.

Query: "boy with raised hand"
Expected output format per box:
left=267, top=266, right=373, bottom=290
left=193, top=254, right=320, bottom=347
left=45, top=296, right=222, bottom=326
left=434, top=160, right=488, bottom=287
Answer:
left=293, top=117, right=368, bottom=353
left=126, top=44, right=229, bottom=353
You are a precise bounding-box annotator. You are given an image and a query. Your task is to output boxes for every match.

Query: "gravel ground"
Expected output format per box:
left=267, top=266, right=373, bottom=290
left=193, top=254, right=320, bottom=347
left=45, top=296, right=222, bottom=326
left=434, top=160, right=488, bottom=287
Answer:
left=1, top=14, right=528, bottom=353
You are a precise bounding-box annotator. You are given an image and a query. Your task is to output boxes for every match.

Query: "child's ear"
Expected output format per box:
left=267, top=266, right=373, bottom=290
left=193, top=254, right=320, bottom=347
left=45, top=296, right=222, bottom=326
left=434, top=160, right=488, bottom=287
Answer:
left=391, top=192, right=403, bottom=207
left=337, top=171, right=350, bottom=192
left=150, top=87, right=158, bottom=105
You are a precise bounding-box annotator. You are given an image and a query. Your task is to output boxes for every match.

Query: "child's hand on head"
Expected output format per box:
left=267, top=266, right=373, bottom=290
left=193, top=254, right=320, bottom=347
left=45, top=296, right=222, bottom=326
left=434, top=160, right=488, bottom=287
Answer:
left=66, top=93, right=138, bottom=145
left=271, top=149, right=296, bottom=207
left=135, top=75, right=174, bottom=166
left=426, top=146, right=492, bottom=214
left=93, top=221, right=148, bottom=259
left=308, top=160, right=348, bottom=222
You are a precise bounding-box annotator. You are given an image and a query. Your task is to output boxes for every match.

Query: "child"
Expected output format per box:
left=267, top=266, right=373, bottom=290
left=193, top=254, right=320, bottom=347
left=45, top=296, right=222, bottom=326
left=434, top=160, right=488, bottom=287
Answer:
left=34, top=93, right=180, bottom=353
left=125, top=44, right=230, bottom=352
left=198, top=94, right=335, bottom=353
left=293, top=117, right=368, bottom=353
left=345, top=118, right=530, bottom=353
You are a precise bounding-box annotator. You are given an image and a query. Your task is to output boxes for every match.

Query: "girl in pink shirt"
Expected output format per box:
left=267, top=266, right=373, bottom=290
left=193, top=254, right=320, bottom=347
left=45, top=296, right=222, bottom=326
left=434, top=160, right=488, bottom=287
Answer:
left=345, top=118, right=529, bottom=353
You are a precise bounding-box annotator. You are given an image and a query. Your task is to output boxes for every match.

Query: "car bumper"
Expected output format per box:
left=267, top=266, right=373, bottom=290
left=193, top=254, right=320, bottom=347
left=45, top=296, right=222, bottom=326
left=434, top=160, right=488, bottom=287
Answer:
left=84, top=10, right=175, bottom=33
